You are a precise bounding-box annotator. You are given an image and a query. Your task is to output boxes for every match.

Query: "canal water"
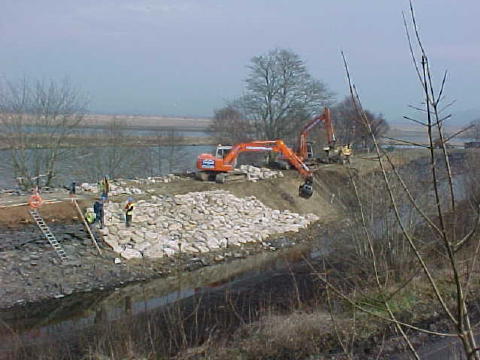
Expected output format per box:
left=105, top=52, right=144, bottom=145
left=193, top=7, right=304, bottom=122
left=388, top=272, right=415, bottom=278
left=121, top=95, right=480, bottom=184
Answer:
left=0, top=227, right=338, bottom=355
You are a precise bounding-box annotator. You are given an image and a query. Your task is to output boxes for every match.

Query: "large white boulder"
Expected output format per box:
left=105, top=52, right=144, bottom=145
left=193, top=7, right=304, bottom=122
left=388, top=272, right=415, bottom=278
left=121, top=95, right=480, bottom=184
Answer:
left=121, top=248, right=142, bottom=260
left=143, top=243, right=165, bottom=258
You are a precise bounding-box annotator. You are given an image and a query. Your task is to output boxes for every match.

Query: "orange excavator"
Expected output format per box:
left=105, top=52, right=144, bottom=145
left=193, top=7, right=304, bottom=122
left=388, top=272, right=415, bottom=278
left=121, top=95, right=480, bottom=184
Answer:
left=196, top=140, right=314, bottom=198
left=297, top=107, right=335, bottom=161
left=295, top=107, right=352, bottom=165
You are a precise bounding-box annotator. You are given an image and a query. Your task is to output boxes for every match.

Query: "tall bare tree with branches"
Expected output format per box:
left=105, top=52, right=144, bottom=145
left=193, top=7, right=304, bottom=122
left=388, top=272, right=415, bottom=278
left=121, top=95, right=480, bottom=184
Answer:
left=73, top=117, right=141, bottom=181
left=148, top=128, right=189, bottom=175
left=236, top=48, right=334, bottom=141
left=315, top=3, right=480, bottom=358
left=209, top=105, right=253, bottom=144
left=0, top=78, right=87, bottom=189
left=332, top=96, right=389, bottom=151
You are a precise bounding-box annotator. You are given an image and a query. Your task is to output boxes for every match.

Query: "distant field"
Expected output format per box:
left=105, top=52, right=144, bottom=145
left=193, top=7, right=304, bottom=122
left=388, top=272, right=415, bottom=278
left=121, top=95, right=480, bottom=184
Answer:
left=83, top=115, right=468, bottom=134
left=388, top=121, right=468, bottom=135
left=386, top=125, right=474, bottom=147
left=82, top=114, right=212, bottom=130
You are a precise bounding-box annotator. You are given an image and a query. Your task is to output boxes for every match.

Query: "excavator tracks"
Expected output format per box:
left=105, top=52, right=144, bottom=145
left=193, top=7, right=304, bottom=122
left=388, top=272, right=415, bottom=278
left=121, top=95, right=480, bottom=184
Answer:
left=196, top=171, right=248, bottom=184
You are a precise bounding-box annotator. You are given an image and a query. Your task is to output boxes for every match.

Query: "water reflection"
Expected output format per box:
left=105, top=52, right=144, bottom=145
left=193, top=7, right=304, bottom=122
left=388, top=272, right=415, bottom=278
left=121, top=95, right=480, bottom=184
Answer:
left=0, top=144, right=215, bottom=188
left=0, top=235, right=330, bottom=351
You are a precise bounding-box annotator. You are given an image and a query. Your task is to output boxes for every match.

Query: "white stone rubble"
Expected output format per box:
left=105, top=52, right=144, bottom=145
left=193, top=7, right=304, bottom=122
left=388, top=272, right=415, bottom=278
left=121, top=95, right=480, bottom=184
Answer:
left=80, top=181, right=143, bottom=196
left=80, top=174, right=182, bottom=196
left=238, top=165, right=284, bottom=181
left=100, top=190, right=318, bottom=260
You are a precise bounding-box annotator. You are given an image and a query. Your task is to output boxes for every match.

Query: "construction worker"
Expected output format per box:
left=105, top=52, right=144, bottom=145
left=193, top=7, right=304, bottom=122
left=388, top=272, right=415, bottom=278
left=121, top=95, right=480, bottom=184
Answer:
left=69, top=182, right=76, bottom=196
left=93, top=199, right=105, bottom=229
left=343, top=144, right=352, bottom=164
left=125, top=197, right=134, bottom=227
left=85, top=208, right=96, bottom=224
left=98, top=176, right=110, bottom=202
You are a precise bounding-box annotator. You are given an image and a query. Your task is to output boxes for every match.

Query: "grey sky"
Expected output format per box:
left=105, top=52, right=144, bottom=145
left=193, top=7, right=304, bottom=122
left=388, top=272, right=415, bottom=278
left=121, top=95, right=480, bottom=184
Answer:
left=1, top=0, right=478, bottom=124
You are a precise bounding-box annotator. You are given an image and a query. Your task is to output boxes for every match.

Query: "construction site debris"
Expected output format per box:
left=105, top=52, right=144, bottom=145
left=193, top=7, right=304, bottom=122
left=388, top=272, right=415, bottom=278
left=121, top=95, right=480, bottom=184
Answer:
left=79, top=174, right=183, bottom=196
left=80, top=182, right=143, bottom=196
left=101, top=190, right=318, bottom=260
left=239, top=165, right=284, bottom=181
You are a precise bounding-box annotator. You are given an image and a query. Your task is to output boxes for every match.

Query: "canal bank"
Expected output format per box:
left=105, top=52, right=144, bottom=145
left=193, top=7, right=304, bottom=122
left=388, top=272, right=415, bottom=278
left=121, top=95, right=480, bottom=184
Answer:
left=1, top=149, right=471, bottom=359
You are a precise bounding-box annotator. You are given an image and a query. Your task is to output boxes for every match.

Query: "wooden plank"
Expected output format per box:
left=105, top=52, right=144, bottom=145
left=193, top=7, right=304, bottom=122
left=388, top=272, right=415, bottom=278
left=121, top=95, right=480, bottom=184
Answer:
left=72, top=198, right=102, bottom=255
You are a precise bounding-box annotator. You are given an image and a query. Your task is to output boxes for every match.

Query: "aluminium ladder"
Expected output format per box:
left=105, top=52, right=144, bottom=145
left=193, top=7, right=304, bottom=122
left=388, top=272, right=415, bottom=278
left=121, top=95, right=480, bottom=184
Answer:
left=29, top=208, right=68, bottom=262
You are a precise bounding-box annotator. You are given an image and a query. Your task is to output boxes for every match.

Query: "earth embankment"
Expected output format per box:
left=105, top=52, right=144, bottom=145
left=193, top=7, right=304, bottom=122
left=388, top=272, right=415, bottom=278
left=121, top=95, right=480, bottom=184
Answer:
left=0, top=166, right=347, bottom=309
left=0, top=149, right=430, bottom=309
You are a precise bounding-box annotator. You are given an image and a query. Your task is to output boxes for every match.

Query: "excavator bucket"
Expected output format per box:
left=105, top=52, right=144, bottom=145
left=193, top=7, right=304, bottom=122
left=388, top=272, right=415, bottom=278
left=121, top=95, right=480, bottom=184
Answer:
left=299, top=182, right=314, bottom=198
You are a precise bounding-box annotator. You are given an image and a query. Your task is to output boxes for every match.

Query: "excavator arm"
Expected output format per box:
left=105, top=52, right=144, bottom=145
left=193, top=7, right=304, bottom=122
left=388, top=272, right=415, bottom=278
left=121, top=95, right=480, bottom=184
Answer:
left=222, top=140, right=312, bottom=179
left=297, top=107, right=336, bottom=160
left=196, top=140, right=314, bottom=198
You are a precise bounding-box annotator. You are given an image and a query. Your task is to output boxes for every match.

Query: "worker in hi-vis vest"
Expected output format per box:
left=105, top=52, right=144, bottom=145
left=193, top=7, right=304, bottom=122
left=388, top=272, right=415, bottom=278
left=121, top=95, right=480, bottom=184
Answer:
left=124, top=197, right=134, bottom=227
left=85, top=209, right=96, bottom=224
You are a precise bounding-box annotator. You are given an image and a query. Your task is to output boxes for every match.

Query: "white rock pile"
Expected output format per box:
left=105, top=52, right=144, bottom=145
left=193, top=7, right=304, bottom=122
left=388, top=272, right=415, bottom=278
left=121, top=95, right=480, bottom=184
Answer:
left=99, top=190, right=318, bottom=260
left=138, top=174, right=182, bottom=184
left=79, top=175, right=181, bottom=196
left=80, top=182, right=144, bottom=196
left=239, top=165, right=284, bottom=182
left=80, top=183, right=98, bottom=193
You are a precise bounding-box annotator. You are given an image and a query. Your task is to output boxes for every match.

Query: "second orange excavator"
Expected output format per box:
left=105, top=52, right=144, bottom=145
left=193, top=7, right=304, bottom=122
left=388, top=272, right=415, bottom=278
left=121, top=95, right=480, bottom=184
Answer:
left=296, top=107, right=352, bottom=165
left=296, top=107, right=336, bottom=161
left=196, top=140, right=314, bottom=198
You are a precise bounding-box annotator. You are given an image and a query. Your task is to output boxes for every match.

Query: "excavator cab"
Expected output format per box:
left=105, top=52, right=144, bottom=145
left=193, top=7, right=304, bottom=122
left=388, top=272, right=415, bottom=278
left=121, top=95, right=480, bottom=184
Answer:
left=215, top=145, right=233, bottom=158
left=306, top=142, right=314, bottom=159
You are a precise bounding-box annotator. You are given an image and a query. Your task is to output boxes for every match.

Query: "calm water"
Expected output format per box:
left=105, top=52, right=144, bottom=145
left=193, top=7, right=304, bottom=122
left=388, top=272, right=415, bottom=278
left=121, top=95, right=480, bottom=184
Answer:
left=0, top=144, right=215, bottom=188
left=0, top=124, right=212, bottom=138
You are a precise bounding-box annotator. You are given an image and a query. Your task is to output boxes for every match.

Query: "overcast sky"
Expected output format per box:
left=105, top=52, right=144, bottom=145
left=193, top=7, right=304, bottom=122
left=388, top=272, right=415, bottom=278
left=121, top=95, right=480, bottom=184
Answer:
left=1, top=0, right=478, bottom=124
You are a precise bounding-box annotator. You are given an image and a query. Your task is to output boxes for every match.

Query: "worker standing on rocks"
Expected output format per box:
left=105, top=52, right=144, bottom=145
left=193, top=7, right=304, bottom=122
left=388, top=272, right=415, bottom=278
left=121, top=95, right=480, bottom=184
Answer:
left=99, top=176, right=110, bottom=202
left=93, top=198, right=105, bottom=229
left=125, top=197, right=134, bottom=227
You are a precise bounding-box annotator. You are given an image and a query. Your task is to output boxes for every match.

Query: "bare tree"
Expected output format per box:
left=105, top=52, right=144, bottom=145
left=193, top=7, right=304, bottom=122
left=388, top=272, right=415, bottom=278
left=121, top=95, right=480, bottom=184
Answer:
left=468, top=118, right=480, bottom=141
left=74, top=117, right=140, bottom=181
left=209, top=105, right=253, bottom=144
left=236, top=48, right=334, bottom=140
left=332, top=96, right=389, bottom=151
left=316, top=4, right=480, bottom=358
left=148, top=128, right=189, bottom=175
left=73, top=124, right=190, bottom=182
left=0, top=78, right=87, bottom=189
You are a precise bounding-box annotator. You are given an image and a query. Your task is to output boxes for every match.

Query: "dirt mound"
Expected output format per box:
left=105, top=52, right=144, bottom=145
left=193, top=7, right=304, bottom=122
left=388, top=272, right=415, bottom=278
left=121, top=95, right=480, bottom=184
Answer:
left=111, top=169, right=343, bottom=222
